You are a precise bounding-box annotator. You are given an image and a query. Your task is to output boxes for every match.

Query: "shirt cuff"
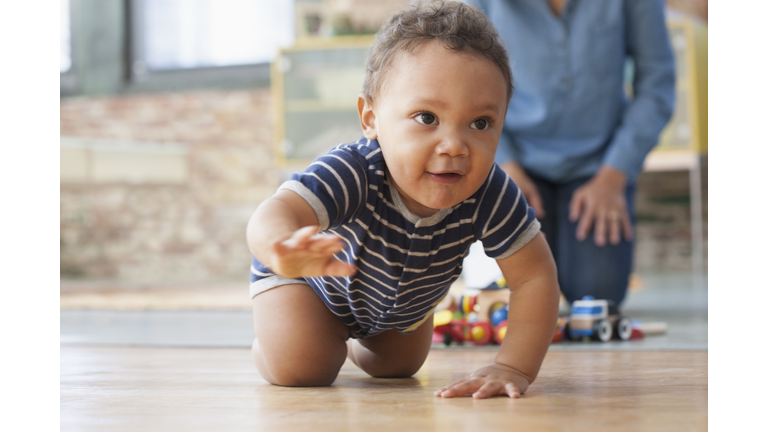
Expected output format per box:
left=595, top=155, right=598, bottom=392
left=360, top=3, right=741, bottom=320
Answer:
left=601, top=130, right=648, bottom=181
left=278, top=180, right=330, bottom=231
left=493, top=218, right=541, bottom=261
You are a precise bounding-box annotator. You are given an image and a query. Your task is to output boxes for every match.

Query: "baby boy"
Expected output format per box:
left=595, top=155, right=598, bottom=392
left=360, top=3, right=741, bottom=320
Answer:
left=246, top=1, right=560, bottom=399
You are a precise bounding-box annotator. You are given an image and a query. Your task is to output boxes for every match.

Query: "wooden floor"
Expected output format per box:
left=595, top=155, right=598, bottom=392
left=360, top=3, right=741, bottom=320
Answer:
left=61, top=346, right=707, bottom=431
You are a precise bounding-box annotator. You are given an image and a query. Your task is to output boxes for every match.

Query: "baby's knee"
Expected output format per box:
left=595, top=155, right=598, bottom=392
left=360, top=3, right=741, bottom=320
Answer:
left=360, top=356, right=426, bottom=379
left=267, top=363, right=340, bottom=387
left=252, top=338, right=345, bottom=387
left=368, top=364, right=422, bottom=379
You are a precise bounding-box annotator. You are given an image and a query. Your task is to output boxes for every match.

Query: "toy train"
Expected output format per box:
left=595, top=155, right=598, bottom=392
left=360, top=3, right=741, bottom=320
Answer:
left=433, top=280, right=645, bottom=346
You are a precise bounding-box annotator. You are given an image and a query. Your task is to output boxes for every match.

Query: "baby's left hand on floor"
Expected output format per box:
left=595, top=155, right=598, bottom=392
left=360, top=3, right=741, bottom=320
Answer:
left=434, top=363, right=531, bottom=399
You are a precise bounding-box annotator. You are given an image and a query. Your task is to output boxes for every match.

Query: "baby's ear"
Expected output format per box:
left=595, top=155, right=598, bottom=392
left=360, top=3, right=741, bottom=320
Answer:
left=357, top=93, right=378, bottom=139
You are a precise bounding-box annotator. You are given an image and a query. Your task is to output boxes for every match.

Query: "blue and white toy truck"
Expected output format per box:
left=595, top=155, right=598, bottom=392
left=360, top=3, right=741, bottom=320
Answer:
left=565, top=296, right=632, bottom=342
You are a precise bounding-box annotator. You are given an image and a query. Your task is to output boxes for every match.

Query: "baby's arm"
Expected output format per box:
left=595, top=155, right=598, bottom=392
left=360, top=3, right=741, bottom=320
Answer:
left=247, top=190, right=356, bottom=278
left=435, top=233, right=560, bottom=399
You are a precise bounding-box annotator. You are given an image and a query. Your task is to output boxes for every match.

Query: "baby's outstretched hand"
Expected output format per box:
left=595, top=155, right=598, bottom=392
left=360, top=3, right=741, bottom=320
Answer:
left=269, top=226, right=356, bottom=278
left=434, top=363, right=531, bottom=399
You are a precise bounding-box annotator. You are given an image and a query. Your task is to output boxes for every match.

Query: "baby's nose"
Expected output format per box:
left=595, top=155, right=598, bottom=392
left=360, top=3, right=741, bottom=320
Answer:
left=436, top=133, right=469, bottom=157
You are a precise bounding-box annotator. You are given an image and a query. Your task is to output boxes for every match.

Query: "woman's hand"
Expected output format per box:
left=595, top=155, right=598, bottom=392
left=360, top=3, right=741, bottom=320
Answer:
left=569, top=166, right=633, bottom=246
left=434, top=363, right=531, bottom=399
left=500, top=162, right=545, bottom=218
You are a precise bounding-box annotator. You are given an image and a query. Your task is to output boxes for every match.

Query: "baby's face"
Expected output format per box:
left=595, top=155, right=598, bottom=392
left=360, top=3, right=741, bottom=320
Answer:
left=360, top=40, right=508, bottom=218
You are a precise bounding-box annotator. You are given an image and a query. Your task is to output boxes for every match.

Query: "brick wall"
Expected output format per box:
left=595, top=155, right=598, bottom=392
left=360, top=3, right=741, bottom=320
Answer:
left=60, top=89, right=707, bottom=283
left=60, top=89, right=277, bottom=282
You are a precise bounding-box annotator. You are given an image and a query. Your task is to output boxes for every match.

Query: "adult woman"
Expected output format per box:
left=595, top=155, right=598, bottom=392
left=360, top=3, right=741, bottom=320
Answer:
left=467, top=0, right=676, bottom=305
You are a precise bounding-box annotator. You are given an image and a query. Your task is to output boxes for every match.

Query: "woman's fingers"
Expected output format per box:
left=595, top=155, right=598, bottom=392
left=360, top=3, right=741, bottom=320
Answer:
left=621, top=211, right=634, bottom=242
left=593, top=210, right=608, bottom=246
left=569, top=187, right=585, bottom=223
left=575, top=202, right=595, bottom=242
left=526, top=186, right=546, bottom=219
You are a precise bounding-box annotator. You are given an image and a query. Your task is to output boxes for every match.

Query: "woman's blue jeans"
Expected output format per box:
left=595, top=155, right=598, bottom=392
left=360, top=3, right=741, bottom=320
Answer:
left=529, top=172, right=635, bottom=306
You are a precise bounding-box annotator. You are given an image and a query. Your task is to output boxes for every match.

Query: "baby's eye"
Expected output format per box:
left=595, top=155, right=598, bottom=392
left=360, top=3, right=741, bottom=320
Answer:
left=415, top=113, right=437, bottom=125
left=470, top=118, right=490, bottom=130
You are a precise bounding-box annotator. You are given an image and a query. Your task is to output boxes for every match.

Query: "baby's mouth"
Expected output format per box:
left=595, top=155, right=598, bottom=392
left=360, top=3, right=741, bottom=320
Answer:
left=429, top=172, right=463, bottom=184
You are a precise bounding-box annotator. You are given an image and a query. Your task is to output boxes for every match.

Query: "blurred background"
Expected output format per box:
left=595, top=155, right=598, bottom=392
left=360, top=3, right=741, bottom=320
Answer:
left=60, top=0, right=707, bottom=334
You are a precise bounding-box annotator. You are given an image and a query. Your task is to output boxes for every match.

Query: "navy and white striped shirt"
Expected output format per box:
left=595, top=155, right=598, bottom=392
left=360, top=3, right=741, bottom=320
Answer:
left=250, top=137, right=540, bottom=339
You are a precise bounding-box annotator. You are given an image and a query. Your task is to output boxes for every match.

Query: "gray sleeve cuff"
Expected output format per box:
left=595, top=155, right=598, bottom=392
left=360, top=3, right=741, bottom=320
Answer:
left=278, top=180, right=330, bottom=231
left=494, top=218, right=541, bottom=260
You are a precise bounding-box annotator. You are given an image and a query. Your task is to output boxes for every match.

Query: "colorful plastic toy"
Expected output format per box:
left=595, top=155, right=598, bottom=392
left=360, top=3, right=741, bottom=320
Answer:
left=466, top=321, right=494, bottom=345
left=432, top=310, right=467, bottom=346
left=490, top=305, right=508, bottom=327
left=564, top=296, right=632, bottom=342
left=456, top=278, right=511, bottom=345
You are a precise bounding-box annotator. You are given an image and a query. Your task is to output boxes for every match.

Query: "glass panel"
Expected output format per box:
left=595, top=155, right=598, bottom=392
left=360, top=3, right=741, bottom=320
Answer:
left=60, top=0, right=71, bottom=73
left=276, top=42, right=372, bottom=162
left=284, top=110, right=362, bottom=160
left=282, top=48, right=369, bottom=102
left=141, top=0, right=294, bottom=70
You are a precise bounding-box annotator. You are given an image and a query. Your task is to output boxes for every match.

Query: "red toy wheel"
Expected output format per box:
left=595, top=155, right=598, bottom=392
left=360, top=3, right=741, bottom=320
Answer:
left=469, top=322, right=493, bottom=345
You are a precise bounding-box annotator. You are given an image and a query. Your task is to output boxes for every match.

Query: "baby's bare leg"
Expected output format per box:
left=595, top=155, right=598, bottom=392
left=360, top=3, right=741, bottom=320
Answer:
left=252, top=284, right=349, bottom=386
left=347, top=318, right=433, bottom=378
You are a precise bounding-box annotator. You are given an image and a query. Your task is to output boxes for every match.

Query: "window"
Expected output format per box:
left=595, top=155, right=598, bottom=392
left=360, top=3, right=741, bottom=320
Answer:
left=129, top=0, right=294, bottom=90
left=61, top=0, right=72, bottom=73
left=60, top=0, right=78, bottom=95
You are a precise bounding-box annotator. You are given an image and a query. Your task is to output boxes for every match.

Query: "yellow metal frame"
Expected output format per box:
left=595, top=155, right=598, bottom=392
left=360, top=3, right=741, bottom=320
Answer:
left=271, top=36, right=375, bottom=169
left=655, top=19, right=708, bottom=154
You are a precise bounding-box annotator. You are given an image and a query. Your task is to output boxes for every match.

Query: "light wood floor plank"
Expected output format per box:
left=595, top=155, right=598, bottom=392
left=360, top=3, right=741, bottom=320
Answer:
left=61, top=346, right=707, bottom=431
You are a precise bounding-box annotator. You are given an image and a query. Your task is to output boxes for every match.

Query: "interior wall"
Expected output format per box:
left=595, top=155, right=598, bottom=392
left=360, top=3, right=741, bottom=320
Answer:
left=60, top=88, right=706, bottom=282
left=60, top=89, right=276, bottom=282
left=59, top=0, right=708, bottom=283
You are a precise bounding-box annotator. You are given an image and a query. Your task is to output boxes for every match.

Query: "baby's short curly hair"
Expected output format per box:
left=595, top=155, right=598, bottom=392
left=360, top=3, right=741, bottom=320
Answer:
left=363, top=1, right=513, bottom=102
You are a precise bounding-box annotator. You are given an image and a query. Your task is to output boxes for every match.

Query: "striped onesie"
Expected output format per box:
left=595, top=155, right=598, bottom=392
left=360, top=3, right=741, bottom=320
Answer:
left=250, top=137, right=540, bottom=339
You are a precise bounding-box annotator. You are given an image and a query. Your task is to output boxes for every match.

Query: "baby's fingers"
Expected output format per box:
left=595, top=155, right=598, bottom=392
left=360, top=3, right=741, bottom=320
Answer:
left=435, top=379, right=481, bottom=398
left=504, top=383, right=522, bottom=398
left=434, top=379, right=466, bottom=397
left=324, top=259, right=356, bottom=277
left=472, top=381, right=505, bottom=399
left=307, top=235, right=345, bottom=253
left=290, top=225, right=320, bottom=248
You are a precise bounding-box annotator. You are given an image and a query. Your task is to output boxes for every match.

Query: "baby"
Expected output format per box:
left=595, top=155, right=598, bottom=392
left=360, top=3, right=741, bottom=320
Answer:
left=246, top=1, right=560, bottom=399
